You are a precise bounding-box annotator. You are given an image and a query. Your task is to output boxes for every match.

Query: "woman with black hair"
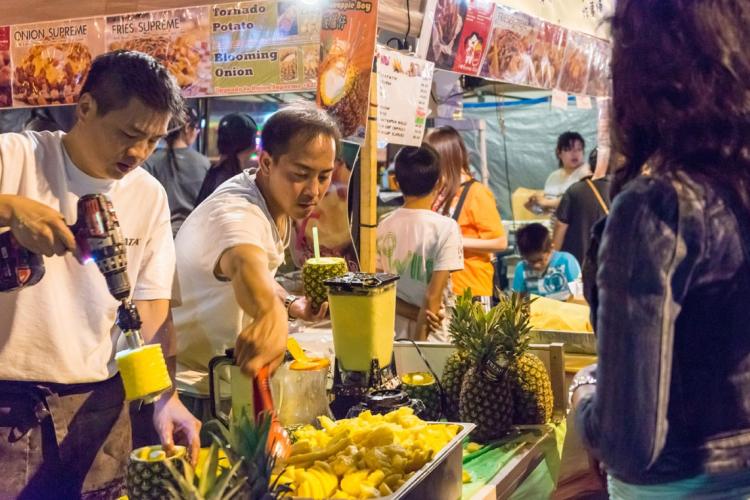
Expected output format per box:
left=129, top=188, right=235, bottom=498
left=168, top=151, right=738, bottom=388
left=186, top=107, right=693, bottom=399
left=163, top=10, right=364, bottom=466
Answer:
left=195, top=112, right=258, bottom=205
left=143, top=106, right=210, bottom=236
left=571, top=0, right=750, bottom=497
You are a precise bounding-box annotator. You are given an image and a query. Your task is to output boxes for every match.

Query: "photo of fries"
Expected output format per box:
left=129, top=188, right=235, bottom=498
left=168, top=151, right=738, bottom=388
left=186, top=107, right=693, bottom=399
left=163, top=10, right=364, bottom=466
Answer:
left=480, top=7, right=539, bottom=86
left=530, top=22, right=567, bottom=90
left=557, top=31, right=593, bottom=94
left=586, top=38, right=611, bottom=97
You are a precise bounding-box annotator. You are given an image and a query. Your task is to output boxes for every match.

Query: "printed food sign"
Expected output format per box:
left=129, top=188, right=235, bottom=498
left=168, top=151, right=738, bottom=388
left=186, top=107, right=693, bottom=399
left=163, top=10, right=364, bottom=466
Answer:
left=11, top=18, right=104, bottom=106
left=210, top=1, right=320, bottom=94
left=0, top=27, right=10, bottom=108
left=106, top=7, right=211, bottom=97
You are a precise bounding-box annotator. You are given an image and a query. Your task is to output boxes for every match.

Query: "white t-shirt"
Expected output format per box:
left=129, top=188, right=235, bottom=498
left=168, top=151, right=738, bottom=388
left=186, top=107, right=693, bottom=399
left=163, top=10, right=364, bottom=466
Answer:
left=376, top=208, right=463, bottom=342
left=174, top=172, right=289, bottom=395
left=543, top=164, right=592, bottom=199
left=0, top=131, right=176, bottom=383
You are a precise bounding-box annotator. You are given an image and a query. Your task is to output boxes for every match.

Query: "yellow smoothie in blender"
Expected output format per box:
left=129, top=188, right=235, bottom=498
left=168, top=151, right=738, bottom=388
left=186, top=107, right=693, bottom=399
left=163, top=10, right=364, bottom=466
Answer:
left=325, top=273, right=399, bottom=372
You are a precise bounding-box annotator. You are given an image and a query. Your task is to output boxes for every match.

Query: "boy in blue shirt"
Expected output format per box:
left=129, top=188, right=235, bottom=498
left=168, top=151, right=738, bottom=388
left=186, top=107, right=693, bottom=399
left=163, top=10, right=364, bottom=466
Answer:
left=512, top=223, right=581, bottom=301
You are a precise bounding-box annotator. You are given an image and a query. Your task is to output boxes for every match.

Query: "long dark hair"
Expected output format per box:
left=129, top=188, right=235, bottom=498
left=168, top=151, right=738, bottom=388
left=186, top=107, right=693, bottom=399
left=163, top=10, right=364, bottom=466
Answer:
left=610, top=0, right=750, bottom=207
left=424, top=126, right=472, bottom=215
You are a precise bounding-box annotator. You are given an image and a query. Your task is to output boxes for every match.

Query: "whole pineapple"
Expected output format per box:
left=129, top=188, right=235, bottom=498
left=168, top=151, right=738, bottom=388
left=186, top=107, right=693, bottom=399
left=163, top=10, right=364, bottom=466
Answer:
left=457, top=298, right=514, bottom=441
left=302, top=257, right=348, bottom=311
left=498, top=293, right=554, bottom=425
left=442, top=290, right=477, bottom=421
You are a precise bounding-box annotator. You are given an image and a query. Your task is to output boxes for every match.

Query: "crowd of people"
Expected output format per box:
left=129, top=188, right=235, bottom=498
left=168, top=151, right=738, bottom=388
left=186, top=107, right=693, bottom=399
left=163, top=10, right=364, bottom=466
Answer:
left=2, top=0, right=750, bottom=496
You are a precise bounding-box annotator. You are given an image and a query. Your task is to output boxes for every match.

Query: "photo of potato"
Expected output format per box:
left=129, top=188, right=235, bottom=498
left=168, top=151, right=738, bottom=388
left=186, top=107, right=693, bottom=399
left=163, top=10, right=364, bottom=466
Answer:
left=480, top=8, right=539, bottom=87
left=13, top=43, right=92, bottom=106
left=279, top=48, right=298, bottom=82
left=586, top=39, right=611, bottom=97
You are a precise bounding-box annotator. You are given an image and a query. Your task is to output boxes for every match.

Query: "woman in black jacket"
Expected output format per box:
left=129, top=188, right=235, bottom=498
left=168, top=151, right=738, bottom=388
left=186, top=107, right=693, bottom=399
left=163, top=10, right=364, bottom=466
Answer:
left=572, top=0, right=750, bottom=497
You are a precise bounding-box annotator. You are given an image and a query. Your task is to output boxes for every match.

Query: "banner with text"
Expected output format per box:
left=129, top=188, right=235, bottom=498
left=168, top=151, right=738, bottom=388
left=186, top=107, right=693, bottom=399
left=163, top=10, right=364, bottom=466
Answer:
left=376, top=47, right=433, bottom=147
left=11, top=17, right=104, bottom=106
left=210, top=1, right=320, bottom=95
left=106, top=7, right=211, bottom=97
left=317, top=0, right=378, bottom=138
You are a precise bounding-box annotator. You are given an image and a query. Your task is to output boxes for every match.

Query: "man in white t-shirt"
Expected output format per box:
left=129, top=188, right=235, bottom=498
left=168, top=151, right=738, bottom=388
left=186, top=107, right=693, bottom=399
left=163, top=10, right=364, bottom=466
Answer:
left=0, top=51, right=200, bottom=498
left=174, top=105, right=340, bottom=421
left=376, top=144, right=464, bottom=342
left=526, top=131, right=591, bottom=214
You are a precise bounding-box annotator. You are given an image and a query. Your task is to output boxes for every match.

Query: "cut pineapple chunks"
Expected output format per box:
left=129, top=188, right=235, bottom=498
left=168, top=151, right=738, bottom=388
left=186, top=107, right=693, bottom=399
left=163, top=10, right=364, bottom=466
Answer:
left=277, top=407, right=458, bottom=498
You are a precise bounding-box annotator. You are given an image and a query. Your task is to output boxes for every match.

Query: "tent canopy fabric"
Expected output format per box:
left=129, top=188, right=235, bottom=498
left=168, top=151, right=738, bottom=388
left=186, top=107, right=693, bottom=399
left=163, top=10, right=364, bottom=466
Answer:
left=460, top=98, right=598, bottom=220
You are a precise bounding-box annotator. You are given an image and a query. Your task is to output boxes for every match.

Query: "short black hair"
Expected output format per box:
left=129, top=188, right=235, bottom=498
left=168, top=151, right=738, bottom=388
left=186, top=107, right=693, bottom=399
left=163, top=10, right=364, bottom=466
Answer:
left=556, top=131, right=585, bottom=152
left=394, top=144, right=441, bottom=197
left=218, top=113, right=257, bottom=155
left=261, top=103, right=341, bottom=160
left=588, top=147, right=598, bottom=169
left=81, top=50, right=183, bottom=119
left=516, top=223, right=552, bottom=256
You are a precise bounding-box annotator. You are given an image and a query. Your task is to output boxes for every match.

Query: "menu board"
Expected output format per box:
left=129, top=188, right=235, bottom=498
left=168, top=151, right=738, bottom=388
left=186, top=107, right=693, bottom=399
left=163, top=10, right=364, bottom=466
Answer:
left=11, top=18, right=104, bottom=106
left=0, top=27, right=10, bottom=108
left=210, top=1, right=320, bottom=94
left=106, top=7, right=211, bottom=97
left=376, top=47, right=433, bottom=147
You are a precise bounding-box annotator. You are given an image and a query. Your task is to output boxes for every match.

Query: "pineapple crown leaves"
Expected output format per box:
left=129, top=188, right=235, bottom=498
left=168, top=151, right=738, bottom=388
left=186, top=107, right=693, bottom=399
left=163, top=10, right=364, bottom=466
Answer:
left=449, top=289, right=509, bottom=378
left=163, top=437, right=247, bottom=500
left=495, top=292, right=536, bottom=361
left=205, top=409, right=291, bottom=500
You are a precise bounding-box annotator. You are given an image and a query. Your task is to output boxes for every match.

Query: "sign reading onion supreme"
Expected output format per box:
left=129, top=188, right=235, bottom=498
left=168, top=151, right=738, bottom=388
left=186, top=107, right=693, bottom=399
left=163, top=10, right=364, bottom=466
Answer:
left=210, top=1, right=321, bottom=94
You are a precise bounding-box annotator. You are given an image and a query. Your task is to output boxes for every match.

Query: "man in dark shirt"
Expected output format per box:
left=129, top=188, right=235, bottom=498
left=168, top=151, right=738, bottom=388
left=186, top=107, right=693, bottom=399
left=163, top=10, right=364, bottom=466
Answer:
left=143, top=107, right=210, bottom=236
left=552, top=148, right=610, bottom=264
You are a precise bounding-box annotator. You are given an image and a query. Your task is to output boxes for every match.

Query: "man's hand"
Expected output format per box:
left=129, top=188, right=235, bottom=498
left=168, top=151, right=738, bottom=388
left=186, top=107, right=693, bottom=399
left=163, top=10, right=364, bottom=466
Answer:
left=3, top=195, right=75, bottom=256
left=153, top=393, right=201, bottom=466
left=524, top=194, right=541, bottom=212
left=424, top=308, right=445, bottom=333
left=289, top=296, right=328, bottom=323
left=235, top=300, right=288, bottom=377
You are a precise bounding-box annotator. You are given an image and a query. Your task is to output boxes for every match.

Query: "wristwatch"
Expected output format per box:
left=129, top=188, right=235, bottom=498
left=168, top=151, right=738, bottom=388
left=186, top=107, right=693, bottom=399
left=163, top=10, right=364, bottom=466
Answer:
left=284, top=294, right=301, bottom=321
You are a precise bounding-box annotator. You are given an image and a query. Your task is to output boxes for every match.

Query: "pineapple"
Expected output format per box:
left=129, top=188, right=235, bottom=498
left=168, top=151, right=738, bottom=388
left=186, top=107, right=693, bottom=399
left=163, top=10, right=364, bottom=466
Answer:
left=163, top=439, right=246, bottom=500
left=302, top=257, right=348, bottom=312
left=455, top=294, right=514, bottom=441
left=127, top=445, right=185, bottom=499
left=498, top=293, right=554, bottom=425
left=441, top=290, right=477, bottom=421
left=401, top=372, right=441, bottom=421
left=441, top=351, right=470, bottom=421
left=208, top=409, right=290, bottom=500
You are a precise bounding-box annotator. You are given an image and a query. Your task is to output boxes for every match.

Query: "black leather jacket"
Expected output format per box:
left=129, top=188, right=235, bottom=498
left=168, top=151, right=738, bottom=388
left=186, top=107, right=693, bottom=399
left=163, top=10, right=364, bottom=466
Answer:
left=576, top=172, right=750, bottom=485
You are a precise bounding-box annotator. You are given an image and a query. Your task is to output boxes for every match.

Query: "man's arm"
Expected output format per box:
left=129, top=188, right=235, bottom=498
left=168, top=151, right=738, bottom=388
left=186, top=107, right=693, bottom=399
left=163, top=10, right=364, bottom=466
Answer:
left=272, top=280, right=328, bottom=322
left=415, top=270, right=451, bottom=341
left=135, top=299, right=200, bottom=464
left=219, top=244, right=288, bottom=376
left=0, top=194, right=76, bottom=256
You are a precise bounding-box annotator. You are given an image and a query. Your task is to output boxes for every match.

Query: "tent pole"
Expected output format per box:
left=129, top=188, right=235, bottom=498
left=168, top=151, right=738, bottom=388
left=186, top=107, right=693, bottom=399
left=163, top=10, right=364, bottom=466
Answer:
left=359, top=71, right=378, bottom=273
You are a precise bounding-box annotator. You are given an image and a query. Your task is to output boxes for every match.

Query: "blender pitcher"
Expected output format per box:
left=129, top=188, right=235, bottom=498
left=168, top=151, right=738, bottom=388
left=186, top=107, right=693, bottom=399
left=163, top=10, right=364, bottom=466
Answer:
left=277, top=358, right=332, bottom=428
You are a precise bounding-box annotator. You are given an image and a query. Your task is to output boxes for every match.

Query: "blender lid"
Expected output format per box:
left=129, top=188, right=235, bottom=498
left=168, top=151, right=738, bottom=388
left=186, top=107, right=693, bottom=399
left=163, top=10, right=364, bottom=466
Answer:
left=365, top=389, right=411, bottom=410
left=324, top=272, right=399, bottom=292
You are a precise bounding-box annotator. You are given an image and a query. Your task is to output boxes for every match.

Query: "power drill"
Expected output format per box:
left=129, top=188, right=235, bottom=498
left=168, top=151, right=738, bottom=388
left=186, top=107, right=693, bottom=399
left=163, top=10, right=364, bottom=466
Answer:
left=0, top=194, right=145, bottom=348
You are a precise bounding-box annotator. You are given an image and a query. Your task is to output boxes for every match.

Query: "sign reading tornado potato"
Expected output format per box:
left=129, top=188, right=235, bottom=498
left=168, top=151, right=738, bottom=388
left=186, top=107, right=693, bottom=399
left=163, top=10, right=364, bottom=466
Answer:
left=210, top=1, right=321, bottom=94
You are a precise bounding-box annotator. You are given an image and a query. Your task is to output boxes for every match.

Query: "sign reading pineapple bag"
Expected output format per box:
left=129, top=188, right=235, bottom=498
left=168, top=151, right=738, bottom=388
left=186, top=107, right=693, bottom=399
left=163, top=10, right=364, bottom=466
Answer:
left=317, top=0, right=378, bottom=138
left=210, top=1, right=321, bottom=94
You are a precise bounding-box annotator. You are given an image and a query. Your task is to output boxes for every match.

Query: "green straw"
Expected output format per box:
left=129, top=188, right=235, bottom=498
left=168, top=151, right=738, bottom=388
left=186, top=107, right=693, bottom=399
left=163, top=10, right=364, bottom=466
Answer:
left=312, top=226, right=320, bottom=260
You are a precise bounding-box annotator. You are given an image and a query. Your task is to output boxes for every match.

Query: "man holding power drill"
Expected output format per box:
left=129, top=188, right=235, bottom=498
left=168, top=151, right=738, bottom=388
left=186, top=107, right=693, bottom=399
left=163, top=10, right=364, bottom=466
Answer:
left=0, top=51, right=200, bottom=498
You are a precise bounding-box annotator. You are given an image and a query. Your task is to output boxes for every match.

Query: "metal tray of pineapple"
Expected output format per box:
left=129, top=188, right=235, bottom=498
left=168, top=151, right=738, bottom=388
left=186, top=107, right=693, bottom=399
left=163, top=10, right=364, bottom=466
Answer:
left=294, top=422, right=475, bottom=500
